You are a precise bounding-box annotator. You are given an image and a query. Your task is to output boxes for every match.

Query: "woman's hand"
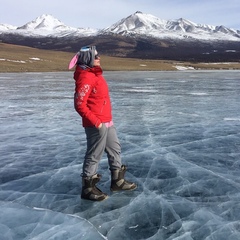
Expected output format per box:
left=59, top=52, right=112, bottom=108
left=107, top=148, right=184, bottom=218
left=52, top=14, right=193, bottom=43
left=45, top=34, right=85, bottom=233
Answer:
left=97, top=123, right=103, bottom=129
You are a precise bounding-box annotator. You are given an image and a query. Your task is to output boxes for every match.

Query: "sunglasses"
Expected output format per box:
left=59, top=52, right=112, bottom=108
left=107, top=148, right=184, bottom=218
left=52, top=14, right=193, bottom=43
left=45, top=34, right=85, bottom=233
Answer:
left=95, top=54, right=100, bottom=59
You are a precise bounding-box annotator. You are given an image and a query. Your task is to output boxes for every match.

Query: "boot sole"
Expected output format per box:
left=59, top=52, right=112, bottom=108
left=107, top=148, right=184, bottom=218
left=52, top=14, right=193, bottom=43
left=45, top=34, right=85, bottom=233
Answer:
left=110, top=185, right=137, bottom=192
left=81, top=195, right=109, bottom=201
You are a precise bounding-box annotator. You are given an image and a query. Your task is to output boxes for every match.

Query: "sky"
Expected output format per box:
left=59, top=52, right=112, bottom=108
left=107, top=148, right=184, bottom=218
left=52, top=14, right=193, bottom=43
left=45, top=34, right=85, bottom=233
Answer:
left=0, top=0, right=240, bottom=30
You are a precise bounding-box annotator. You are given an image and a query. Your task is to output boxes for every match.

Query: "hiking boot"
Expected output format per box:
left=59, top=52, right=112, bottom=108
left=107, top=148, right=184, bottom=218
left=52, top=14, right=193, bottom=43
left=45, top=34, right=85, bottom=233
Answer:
left=81, top=174, right=108, bottom=201
left=110, top=165, right=137, bottom=192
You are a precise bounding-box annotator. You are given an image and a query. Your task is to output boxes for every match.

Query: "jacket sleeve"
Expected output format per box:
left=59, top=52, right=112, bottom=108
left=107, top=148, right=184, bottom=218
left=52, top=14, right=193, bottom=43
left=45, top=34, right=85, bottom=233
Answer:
left=74, top=76, right=101, bottom=127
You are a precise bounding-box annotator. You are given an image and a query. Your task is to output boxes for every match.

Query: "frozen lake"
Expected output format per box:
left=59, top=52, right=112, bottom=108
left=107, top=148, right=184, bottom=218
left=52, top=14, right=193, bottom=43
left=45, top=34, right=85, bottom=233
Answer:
left=1, top=70, right=240, bottom=240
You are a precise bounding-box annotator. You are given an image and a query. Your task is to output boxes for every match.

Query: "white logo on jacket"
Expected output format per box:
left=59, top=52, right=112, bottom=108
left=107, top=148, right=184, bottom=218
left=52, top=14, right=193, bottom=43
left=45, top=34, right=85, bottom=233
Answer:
left=75, top=84, right=90, bottom=104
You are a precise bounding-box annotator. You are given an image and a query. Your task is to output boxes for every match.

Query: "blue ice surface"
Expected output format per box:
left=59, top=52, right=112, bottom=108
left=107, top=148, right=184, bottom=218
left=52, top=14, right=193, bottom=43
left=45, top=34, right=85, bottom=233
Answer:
left=0, top=70, right=240, bottom=240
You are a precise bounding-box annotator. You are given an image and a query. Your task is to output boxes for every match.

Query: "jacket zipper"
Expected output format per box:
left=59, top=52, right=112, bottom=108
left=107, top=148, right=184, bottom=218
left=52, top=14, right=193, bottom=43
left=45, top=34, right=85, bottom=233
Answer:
left=100, top=100, right=106, bottom=113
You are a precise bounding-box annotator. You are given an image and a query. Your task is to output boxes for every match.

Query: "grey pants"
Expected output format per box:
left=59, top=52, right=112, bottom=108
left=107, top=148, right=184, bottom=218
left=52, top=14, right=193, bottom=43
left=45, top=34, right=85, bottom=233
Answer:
left=83, top=124, right=122, bottom=177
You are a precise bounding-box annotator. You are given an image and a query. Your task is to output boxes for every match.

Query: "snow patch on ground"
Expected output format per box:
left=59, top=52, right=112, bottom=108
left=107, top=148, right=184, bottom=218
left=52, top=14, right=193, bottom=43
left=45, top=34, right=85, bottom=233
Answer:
left=0, top=58, right=26, bottom=63
left=29, top=57, right=41, bottom=61
left=0, top=57, right=43, bottom=63
left=175, top=65, right=195, bottom=70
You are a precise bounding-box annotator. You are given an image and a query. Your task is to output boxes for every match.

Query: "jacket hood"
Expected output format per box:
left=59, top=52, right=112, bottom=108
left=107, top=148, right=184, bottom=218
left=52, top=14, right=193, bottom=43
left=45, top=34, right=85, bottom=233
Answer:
left=74, top=66, right=103, bottom=81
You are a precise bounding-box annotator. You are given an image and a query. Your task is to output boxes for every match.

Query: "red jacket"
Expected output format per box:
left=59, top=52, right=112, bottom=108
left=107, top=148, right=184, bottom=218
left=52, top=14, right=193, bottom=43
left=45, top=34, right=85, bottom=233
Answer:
left=74, top=66, right=112, bottom=127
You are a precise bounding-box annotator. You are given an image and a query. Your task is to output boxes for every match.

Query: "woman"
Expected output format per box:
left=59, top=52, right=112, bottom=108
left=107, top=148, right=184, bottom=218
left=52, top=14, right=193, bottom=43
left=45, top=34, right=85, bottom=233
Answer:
left=70, top=46, right=137, bottom=201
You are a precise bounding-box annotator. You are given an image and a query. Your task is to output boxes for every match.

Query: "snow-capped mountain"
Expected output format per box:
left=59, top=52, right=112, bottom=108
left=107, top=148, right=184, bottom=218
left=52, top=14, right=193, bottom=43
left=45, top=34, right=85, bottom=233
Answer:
left=0, top=23, right=17, bottom=31
left=0, top=12, right=239, bottom=41
left=2, top=14, right=97, bottom=37
left=17, top=14, right=65, bottom=30
left=101, top=11, right=167, bottom=33
left=101, top=11, right=240, bottom=41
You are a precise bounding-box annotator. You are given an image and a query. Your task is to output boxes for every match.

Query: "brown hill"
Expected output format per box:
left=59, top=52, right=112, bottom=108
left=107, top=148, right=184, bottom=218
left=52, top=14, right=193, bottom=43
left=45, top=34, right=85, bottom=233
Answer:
left=0, top=43, right=240, bottom=72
